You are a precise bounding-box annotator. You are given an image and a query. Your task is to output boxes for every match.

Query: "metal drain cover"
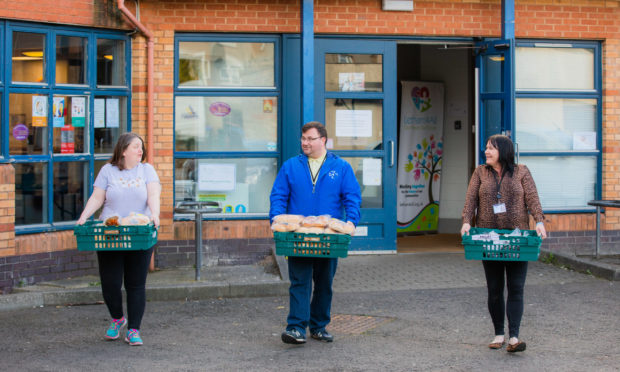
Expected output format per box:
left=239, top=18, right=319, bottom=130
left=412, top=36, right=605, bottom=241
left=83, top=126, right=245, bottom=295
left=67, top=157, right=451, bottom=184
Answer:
left=326, top=314, right=394, bottom=335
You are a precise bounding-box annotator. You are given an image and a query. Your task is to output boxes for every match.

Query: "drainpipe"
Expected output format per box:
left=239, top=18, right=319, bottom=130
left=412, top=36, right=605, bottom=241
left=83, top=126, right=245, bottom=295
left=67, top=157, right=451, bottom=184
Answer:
left=117, top=0, right=156, bottom=271
left=117, top=0, right=154, bottom=165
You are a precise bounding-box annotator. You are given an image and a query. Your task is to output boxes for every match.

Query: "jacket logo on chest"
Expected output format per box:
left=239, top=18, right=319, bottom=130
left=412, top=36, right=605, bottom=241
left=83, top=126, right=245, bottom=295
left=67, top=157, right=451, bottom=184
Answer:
left=329, top=170, right=338, bottom=179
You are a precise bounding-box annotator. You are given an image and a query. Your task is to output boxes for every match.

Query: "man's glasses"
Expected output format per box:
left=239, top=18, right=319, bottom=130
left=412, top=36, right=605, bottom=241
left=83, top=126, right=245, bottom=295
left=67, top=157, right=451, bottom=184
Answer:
left=300, top=136, right=323, bottom=143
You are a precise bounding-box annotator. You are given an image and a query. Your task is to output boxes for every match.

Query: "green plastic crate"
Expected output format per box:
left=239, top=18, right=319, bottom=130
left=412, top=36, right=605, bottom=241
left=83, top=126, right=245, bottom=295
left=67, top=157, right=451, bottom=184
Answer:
left=273, top=231, right=351, bottom=258
left=74, top=221, right=158, bottom=251
left=462, top=227, right=541, bottom=261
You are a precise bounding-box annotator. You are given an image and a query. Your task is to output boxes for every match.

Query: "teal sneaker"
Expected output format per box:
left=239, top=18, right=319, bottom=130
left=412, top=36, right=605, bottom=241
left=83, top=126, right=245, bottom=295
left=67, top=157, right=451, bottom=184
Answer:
left=125, top=329, right=143, bottom=346
left=105, top=317, right=127, bottom=340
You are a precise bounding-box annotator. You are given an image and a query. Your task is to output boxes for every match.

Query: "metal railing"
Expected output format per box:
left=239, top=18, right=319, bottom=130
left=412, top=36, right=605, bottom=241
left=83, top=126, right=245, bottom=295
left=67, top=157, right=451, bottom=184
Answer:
left=587, top=200, right=620, bottom=259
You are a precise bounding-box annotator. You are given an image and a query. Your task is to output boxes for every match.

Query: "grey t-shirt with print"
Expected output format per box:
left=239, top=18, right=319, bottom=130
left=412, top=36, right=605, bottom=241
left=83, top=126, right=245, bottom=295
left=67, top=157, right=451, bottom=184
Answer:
left=94, top=162, right=160, bottom=221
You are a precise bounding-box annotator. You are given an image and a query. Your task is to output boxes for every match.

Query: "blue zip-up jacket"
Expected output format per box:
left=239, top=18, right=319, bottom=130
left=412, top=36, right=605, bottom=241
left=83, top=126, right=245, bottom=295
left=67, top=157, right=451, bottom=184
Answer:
left=269, top=152, right=362, bottom=225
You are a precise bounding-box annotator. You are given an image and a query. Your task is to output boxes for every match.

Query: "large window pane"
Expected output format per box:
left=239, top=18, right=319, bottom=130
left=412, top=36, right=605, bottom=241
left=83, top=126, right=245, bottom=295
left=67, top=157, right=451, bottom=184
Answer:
left=178, top=42, right=275, bottom=88
left=53, top=95, right=88, bottom=154
left=9, top=93, right=48, bottom=155
left=94, top=96, right=128, bottom=153
left=53, top=162, right=86, bottom=222
left=516, top=47, right=594, bottom=91
left=521, top=156, right=596, bottom=210
left=97, top=39, right=125, bottom=86
left=175, top=96, right=278, bottom=152
left=56, top=35, right=87, bottom=85
left=15, top=163, right=47, bottom=225
left=324, top=99, right=382, bottom=150
left=516, top=99, right=597, bottom=151
left=342, top=157, right=383, bottom=208
left=325, top=54, right=382, bottom=92
left=175, top=158, right=277, bottom=214
left=12, top=31, right=46, bottom=83
left=482, top=55, right=503, bottom=93
left=482, top=100, right=502, bottom=142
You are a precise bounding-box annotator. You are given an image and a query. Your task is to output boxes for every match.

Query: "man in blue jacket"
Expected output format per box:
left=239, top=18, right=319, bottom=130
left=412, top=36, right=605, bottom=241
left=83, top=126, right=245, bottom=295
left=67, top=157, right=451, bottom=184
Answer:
left=270, top=121, right=362, bottom=345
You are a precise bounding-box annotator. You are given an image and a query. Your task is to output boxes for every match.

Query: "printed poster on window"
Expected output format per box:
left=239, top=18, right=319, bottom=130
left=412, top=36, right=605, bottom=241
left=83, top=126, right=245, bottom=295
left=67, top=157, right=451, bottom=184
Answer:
left=53, top=97, right=65, bottom=128
left=338, top=72, right=365, bottom=91
left=335, top=110, right=372, bottom=137
left=94, top=99, right=105, bottom=128
left=397, top=81, right=444, bottom=233
left=106, top=98, right=120, bottom=128
left=71, top=97, right=86, bottom=127
left=198, top=163, right=236, bottom=191
left=32, top=96, right=47, bottom=127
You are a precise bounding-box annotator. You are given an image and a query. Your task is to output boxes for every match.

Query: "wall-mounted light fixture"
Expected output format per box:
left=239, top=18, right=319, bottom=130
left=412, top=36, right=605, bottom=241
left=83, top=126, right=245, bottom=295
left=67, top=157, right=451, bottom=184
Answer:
left=104, top=55, right=114, bottom=60
left=382, top=0, right=414, bottom=11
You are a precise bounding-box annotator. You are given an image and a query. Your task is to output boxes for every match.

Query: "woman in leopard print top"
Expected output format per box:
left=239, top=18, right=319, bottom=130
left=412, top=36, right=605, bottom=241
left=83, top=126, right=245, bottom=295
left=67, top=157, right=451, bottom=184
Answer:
left=460, top=134, right=547, bottom=353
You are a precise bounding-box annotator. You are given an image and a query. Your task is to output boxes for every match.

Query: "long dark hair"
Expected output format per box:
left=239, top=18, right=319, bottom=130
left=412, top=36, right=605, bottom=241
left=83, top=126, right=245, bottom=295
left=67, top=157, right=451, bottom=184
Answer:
left=486, top=134, right=515, bottom=176
left=110, top=132, right=147, bottom=170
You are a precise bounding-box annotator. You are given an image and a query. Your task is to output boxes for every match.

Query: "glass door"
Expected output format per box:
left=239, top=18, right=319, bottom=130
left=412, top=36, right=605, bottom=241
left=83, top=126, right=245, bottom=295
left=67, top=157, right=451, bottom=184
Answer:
left=476, top=39, right=514, bottom=164
left=315, top=39, right=397, bottom=252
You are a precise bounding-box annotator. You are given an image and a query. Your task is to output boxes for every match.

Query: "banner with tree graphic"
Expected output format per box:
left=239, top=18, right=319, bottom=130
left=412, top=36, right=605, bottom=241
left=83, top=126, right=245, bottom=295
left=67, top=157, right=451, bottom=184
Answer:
left=397, top=81, right=444, bottom=233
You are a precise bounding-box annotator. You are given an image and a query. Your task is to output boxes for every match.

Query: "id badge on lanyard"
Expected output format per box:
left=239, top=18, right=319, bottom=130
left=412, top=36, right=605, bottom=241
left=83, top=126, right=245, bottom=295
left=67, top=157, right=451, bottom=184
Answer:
left=493, top=171, right=506, bottom=214
left=493, top=203, right=506, bottom=214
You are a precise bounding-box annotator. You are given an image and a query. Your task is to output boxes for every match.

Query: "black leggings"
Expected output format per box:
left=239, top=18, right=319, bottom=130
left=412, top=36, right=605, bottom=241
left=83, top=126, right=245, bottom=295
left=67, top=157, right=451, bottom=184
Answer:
left=97, top=247, right=154, bottom=330
left=482, top=260, right=528, bottom=339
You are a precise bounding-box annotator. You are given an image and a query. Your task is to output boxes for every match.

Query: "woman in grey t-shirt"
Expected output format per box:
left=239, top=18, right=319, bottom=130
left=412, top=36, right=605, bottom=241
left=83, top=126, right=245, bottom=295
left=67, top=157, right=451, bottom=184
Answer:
left=77, top=133, right=161, bottom=346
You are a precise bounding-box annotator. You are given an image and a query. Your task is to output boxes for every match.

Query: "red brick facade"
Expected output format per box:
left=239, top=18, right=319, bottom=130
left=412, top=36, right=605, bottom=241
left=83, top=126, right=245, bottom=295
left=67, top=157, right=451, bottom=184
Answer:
left=0, top=0, right=619, bottom=290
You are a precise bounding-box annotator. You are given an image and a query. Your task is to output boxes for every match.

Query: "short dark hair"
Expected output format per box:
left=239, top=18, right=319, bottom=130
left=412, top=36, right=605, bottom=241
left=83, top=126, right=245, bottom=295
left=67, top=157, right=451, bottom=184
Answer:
left=301, top=121, right=328, bottom=141
left=486, top=134, right=515, bottom=176
left=110, top=132, right=147, bottom=170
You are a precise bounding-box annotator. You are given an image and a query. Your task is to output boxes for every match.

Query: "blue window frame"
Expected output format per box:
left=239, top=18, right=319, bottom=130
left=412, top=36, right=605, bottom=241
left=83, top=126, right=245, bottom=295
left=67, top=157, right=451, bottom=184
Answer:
left=173, top=34, right=281, bottom=219
left=514, top=40, right=601, bottom=213
left=1, top=21, right=131, bottom=234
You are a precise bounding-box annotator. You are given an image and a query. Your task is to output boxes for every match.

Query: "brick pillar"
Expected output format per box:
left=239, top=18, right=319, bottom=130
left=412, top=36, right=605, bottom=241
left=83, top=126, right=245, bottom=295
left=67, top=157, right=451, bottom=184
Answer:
left=0, top=164, right=15, bottom=257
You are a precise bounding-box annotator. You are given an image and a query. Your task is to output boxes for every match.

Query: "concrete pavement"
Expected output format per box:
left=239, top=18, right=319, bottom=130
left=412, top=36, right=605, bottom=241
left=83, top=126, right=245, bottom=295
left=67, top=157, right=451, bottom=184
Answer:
left=1, top=246, right=618, bottom=312
left=0, top=251, right=618, bottom=371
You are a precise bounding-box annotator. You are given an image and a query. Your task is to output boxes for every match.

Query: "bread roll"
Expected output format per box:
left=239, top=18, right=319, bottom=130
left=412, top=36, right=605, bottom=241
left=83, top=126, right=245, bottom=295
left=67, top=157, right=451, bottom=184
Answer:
left=295, top=226, right=324, bottom=234
left=273, top=214, right=304, bottom=224
left=120, top=212, right=151, bottom=226
left=301, top=214, right=330, bottom=227
left=104, top=215, right=120, bottom=226
left=271, top=222, right=299, bottom=232
left=328, top=218, right=355, bottom=235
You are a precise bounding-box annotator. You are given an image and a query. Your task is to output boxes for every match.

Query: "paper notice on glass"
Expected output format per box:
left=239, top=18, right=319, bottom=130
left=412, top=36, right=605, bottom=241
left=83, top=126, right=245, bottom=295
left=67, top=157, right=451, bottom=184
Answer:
left=198, top=163, right=236, bottom=191
left=106, top=98, right=120, bottom=128
left=71, top=97, right=86, bottom=127
left=335, top=110, right=372, bottom=137
left=339, top=72, right=365, bottom=91
left=94, top=99, right=105, bottom=128
left=362, top=158, right=382, bottom=186
left=572, top=132, right=596, bottom=150
left=53, top=97, right=65, bottom=128
left=32, top=96, right=47, bottom=127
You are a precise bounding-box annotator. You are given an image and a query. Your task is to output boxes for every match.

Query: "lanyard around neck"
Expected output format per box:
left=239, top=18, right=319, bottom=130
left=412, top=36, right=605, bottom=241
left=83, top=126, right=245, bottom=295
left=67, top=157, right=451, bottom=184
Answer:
left=308, top=156, right=326, bottom=193
left=494, top=170, right=505, bottom=200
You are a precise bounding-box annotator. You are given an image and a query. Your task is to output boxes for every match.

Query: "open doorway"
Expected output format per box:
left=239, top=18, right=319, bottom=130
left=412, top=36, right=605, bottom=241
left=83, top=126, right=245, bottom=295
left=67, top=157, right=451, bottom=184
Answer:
left=395, top=42, right=475, bottom=253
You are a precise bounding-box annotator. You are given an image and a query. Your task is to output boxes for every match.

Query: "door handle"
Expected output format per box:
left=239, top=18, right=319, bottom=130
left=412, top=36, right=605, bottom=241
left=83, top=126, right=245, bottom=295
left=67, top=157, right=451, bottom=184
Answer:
left=389, top=140, right=395, bottom=167
left=515, top=142, right=519, bottom=164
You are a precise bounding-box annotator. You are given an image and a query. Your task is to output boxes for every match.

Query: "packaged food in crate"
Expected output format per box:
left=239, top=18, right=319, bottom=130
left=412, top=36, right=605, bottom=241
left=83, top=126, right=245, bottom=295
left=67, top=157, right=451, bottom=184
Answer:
left=461, top=227, right=542, bottom=261
left=74, top=221, right=158, bottom=251
left=273, top=231, right=351, bottom=258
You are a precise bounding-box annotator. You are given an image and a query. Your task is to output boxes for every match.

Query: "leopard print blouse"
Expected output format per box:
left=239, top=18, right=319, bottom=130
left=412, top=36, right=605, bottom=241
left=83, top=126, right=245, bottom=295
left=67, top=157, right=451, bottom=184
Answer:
left=462, top=164, right=544, bottom=230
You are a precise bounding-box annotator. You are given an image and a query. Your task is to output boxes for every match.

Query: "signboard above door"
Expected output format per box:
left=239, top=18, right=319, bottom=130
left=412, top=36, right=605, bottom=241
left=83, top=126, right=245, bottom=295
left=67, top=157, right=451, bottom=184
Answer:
left=382, top=0, right=413, bottom=11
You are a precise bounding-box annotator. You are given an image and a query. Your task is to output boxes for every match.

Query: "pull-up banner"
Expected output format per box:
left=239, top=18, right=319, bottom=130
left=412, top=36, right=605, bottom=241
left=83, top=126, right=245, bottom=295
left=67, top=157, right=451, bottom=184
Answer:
left=397, top=81, right=444, bottom=233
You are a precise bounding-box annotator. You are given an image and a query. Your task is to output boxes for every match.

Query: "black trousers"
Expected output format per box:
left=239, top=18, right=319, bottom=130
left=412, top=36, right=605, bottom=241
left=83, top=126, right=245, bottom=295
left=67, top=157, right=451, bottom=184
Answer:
left=482, top=260, right=528, bottom=339
left=97, top=246, right=154, bottom=330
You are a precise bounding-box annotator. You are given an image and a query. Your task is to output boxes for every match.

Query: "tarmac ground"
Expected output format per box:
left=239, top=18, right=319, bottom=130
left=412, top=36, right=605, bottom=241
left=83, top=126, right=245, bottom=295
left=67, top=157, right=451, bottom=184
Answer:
left=0, top=251, right=618, bottom=371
